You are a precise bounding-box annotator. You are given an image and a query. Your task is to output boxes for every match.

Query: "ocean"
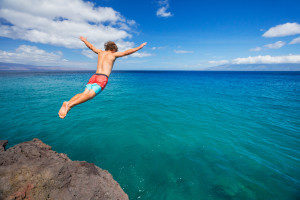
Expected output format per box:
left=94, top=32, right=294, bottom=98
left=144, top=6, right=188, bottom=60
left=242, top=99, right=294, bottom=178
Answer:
left=0, top=71, right=299, bottom=199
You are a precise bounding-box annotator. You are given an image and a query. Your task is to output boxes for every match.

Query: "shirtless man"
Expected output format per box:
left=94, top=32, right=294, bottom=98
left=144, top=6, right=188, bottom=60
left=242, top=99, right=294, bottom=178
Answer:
left=58, top=36, right=147, bottom=118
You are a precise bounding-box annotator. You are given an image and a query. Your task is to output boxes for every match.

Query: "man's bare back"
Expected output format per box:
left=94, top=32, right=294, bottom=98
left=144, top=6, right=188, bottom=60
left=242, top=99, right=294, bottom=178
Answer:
left=58, top=37, right=147, bottom=118
left=95, top=51, right=116, bottom=76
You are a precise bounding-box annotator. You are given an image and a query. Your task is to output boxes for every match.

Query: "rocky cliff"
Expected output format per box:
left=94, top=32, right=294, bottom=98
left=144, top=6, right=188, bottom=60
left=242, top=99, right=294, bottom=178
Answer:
left=0, top=138, right=128, bottom=200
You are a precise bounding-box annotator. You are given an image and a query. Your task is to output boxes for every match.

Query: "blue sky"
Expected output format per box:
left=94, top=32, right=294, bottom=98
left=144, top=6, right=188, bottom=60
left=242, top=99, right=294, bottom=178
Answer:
left=0, top=0, right=299, bottom=70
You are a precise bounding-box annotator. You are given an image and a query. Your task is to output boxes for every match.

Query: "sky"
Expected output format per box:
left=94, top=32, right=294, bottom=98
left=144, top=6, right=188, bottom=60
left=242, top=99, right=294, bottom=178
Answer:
left=0, top=0, right=299, bottom=70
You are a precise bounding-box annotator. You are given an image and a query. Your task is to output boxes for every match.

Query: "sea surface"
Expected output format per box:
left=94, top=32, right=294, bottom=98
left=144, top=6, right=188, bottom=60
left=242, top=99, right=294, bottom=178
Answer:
left=0, top=71, right=299, bottom=200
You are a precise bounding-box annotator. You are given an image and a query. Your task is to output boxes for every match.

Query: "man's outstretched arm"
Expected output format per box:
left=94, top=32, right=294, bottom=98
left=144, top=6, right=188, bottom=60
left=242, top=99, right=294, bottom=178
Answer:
left=114, top=42, right=147, bottom=58
left=80, top=36, right=101, bottom=54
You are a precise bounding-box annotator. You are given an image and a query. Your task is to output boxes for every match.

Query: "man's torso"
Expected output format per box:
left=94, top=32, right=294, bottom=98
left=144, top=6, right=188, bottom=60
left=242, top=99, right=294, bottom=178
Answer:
left=95, top=51, right=116, bottom=77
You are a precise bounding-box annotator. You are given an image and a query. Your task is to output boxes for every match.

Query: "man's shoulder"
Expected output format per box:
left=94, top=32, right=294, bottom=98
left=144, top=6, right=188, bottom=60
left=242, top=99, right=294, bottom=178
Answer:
left=100, top=50, right=114, bottom=54
left=99, top=51, right=117, bottom=59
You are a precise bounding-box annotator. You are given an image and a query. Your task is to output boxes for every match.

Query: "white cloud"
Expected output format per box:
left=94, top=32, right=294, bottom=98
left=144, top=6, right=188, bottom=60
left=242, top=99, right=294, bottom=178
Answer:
left=263, top=41, right=286, bottom=49
left=152, top=46, right=163, bottom=50
left=0, top=45, right=68, bottom=66
left=81, top=49, right=97, bottom=59
left=250, top=47, right=262, bottom=52
left=210, top=54, right=300, bottom=65
left=232, top=55, right=300, bottom=64
left=130, top=52, right=152, bottom=58
left=249, top=41, right=285, bottom=52
left=208, top=60, right=229, bottom=65
left=0, top=0, right=136, bottom=50
left=174, top=50, right=193, bottom=54
left=263, top=22, right=300, bottom=38
left=289, top=36, right=300, bottom=44
left=156, top=0, right=173, bottom=18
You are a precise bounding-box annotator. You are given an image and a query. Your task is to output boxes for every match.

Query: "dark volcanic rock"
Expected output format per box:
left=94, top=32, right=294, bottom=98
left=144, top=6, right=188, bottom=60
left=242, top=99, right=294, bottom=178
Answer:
left=0, top=138, right=128, bottom=200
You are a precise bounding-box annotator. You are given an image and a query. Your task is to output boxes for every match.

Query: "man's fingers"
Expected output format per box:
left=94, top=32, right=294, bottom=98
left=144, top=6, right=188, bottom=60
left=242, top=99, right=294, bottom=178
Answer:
left=80, top=36, right=86, bottom=41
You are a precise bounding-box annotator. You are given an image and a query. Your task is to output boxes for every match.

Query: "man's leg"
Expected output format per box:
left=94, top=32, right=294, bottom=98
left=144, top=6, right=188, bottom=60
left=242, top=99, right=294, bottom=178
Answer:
left=58, top=89, right=96, bottom=119
left=58, top=89, right=88, bottom=118
left=68, top=89, right=96, bottom=108
left=68, top=93, right=83, bottom=102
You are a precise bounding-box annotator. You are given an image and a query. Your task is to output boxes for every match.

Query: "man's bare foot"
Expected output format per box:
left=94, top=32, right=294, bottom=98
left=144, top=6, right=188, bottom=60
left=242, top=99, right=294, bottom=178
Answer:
left=58, top=101, right=70, bottom=119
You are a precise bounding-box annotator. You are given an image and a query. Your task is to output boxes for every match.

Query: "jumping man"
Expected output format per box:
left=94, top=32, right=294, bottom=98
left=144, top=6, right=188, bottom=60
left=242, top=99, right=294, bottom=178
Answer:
left=58, top=37, right=147, bottom=118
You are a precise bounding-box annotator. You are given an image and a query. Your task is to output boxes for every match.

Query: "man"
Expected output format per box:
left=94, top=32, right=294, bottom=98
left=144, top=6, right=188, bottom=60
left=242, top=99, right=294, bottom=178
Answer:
left=58, top=37, right=147, bottom=118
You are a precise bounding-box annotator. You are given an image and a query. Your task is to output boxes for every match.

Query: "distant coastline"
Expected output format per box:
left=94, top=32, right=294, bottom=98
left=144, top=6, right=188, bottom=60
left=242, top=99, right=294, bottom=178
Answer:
left=0, top=62, right=90, bottom=71
left=1, top=62, right=300, bottom=72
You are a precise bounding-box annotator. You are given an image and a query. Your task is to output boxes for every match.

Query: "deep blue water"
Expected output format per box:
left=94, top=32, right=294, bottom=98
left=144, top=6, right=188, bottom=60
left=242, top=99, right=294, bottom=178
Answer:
left=0, top=71, right=299, bottom=200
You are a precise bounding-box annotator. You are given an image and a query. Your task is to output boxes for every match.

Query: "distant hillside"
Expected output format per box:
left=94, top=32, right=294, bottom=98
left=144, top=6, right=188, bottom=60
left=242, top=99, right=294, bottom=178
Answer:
left=0, top=62, right=66, bottom=71
left=206, top=64, right=300, bottom=71
left=0, top=62, right=89, bottom=71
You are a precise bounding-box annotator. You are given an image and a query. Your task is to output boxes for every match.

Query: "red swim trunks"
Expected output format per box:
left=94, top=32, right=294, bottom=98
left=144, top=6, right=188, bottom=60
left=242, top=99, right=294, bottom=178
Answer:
left=86, top=73, right=108, bottom=95
left=87, top=74, right=108, bottom=89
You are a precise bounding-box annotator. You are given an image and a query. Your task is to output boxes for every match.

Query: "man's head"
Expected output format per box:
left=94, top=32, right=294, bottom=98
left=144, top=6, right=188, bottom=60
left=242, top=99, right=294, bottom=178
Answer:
left=104, top=41, right=118, bottom=52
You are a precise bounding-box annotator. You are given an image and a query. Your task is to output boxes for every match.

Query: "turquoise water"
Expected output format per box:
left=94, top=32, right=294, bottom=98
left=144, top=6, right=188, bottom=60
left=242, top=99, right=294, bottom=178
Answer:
left=0, top=71, right=299, bottom=199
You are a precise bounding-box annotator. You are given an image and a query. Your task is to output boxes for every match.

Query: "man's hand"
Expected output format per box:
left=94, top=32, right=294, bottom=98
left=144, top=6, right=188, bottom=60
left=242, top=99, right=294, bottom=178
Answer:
left=140, top=42, right=147, bottom=48
left=80, top=36, right=87, bottom=41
